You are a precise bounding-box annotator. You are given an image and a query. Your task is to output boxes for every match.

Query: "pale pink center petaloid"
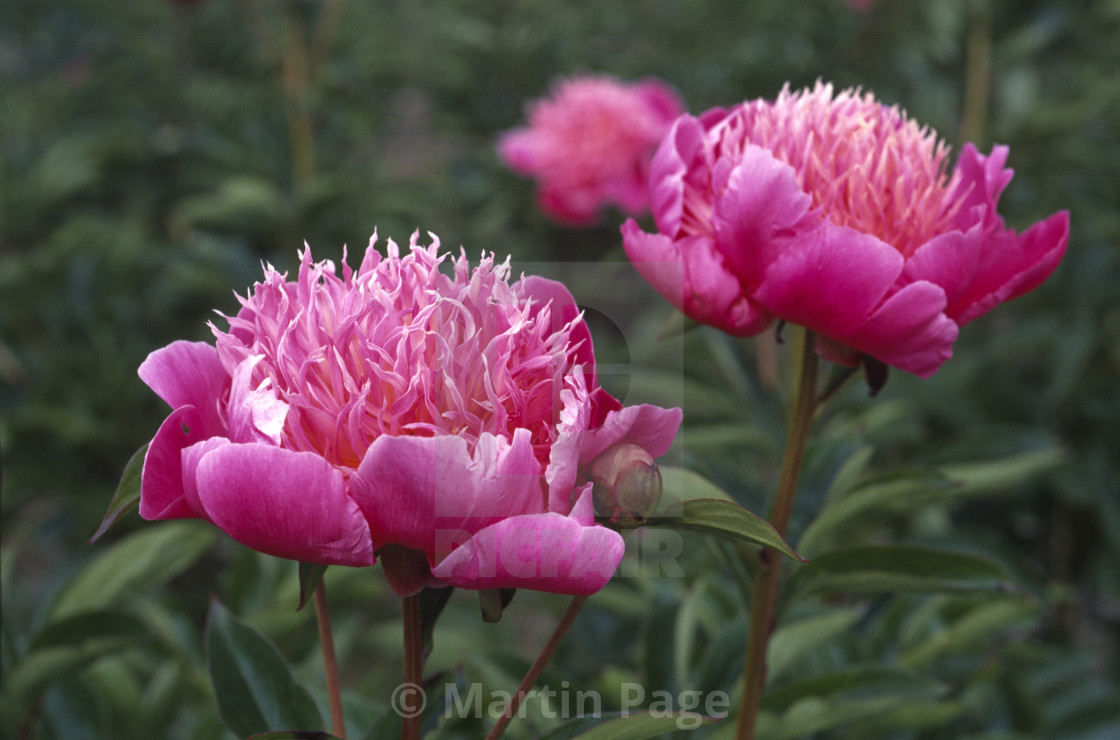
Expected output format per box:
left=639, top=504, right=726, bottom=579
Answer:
left=703, top=81, right=963, bottom=257
left=213, top=236, right=583, bottom=474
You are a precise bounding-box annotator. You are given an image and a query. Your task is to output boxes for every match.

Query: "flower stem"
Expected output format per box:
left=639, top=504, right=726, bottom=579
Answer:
left=314, top=581, right=346, bottom=739
left=735, top=328, right=819, bottom=740
left=402, top=593, right=423, bottom=740
left=484, top=594, right=589, bottom=740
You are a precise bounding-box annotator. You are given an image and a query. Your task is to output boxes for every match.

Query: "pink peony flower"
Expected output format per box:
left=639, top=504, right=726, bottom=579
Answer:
left=498, top=75, right=685, bottom=226
left=137, top=232, right=680, bottom=595
left=622, top=81, right=1069, bottom=378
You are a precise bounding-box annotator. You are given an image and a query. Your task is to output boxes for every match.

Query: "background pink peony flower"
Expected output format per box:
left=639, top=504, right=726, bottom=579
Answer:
left=622, top=81, right=1069, bottom=378
left=498, top=75, right=685, bottom=226
left=137, top=232, right=680, bottom=595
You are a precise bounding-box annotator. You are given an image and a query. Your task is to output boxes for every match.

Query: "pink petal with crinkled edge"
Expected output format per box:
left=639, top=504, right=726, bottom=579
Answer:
left=139, top=406, right=214, bottom=521
left=750, top=221, right=906, bottom=341
left=710, top=144, right=818, bottom=288
left=949, top=210, right=1070, bottom=326
left=838, top=280, right=958, bottom=378
left=138, top=341, right=229, bottom=439
left=431, top=487, right=624, bottom=594
left=621, top=222, right=771, bottom=336
left=349, top=430, right=544, bottom=556
left=194, top=443, right=374, bottom=566
left=226, top=355, right=288, bottom=445
left=950, top=143, right=1016, bottom=236
left=544, top=381, right=591, bottom=514
left=581, top=404, right=683, bottom=464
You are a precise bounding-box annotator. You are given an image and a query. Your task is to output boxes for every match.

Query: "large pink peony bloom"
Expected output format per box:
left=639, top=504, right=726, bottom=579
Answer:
left=137, top=232, right=680, bottom=595
left=499, top=75, right=684, bottom=225
left=622, top=81, right=1069, bottom=377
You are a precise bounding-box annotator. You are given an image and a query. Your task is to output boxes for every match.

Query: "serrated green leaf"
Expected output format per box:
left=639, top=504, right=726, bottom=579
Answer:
left=642, top=498, right=803, bottom=561
left=89, top=442, right=148, bottom=542
left=297, top=562, right=328, bottom=611
left=53, top=521, right=215, bottom=619
left=786, top=545, right=1014, bottom=603
left=205, top=598, right=323, bottom=738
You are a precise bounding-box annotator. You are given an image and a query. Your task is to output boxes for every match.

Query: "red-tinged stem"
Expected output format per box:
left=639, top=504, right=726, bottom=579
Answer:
left=735, top=328, right=819, bottom=740
left=402, top=593, right=423, bottom=740
left=314, top=581, right=346, bottom=739
left=484, top=594, right=589, bottom=740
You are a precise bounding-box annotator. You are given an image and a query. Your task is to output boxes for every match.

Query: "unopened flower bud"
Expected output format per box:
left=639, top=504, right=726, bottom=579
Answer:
left=588, top=443, right=663, bottom=520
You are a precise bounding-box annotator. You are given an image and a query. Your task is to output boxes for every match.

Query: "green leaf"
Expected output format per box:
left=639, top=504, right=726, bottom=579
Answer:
left=536, top=711, right=721, bottom=739
left=419, top=586, right=454, bottom=659
left=642, top=499, right=803, bottom=561
left=297, top=562, right=328, bottom=611
left=786, top=545, right=1015, bottom=603
left=31, top=609, right=149, bottom=651
left=798, top=448, right=1065, bottom=556
left=658, top=466, right=736, bottom=507
left=762, top=665, right=946, bottom=712
left=205, top=598, right=323, bottom=738
left=766, top=607, right=865, bottom=683
left=53, top=521, right=215, bottom=619
left=89, top=442, right=148, bottom=543
left=2, top=613, right=149, bottom=714
left=247, top=733, right=342, bottom=740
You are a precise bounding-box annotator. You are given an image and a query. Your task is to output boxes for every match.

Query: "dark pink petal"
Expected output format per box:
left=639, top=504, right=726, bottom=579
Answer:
left=581, top=404, right=683, bottom=464
left=621, top=221, right=771, bottom=336
left=950, top=144, right=1015, bottom=235
left=710, top=144, right=817, bottom=288
left=430, top=488, right=624, bottom=594
left=751, top=222, right=905, bottom=341
left=139, top=406, right=215, bottom=521
left=648, top=115, right=711, bottom=235
left=902, top=228, right=982, bottom=307
left=138, top=341, right=229, bottom=438
left=349, top=431, right=544, bottom=556
left=194, top=443, right=375, bottom=566
left=949, top=210, right=1070, bottom=325
left=839, top=281, right=958, bottom=378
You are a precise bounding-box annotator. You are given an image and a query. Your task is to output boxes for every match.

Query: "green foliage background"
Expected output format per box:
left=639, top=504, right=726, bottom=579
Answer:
left=2, top=0, right=1118, bottom=738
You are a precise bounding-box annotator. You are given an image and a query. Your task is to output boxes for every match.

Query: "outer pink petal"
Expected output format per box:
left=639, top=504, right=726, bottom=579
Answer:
left=621, top=221, right=771, bottom=336
left=581, top=404, right=683, bottom=464
left=901, top=228, right=982, bottom=307
left=496, top=129, right=539, bottom=174
left=710, top=144, right=818, bottom=288
left=430, top=488, right=624, bottom=594
left=751, top=222, right=906, bottom=341
left=139, top=406, right=215, bottom=521
left=138, top=341, right=228, bottom=438
left=839, top=281, right=959, bottom=378
left=948, top=210, right=1069, bottom=325
left=194, top=443, right=374, bottom=566
left=349, top=430, right=544, bottom=556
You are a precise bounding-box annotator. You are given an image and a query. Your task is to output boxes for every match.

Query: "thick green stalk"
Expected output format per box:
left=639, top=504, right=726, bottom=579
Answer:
left=735, top=328, right=819, bottom=739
